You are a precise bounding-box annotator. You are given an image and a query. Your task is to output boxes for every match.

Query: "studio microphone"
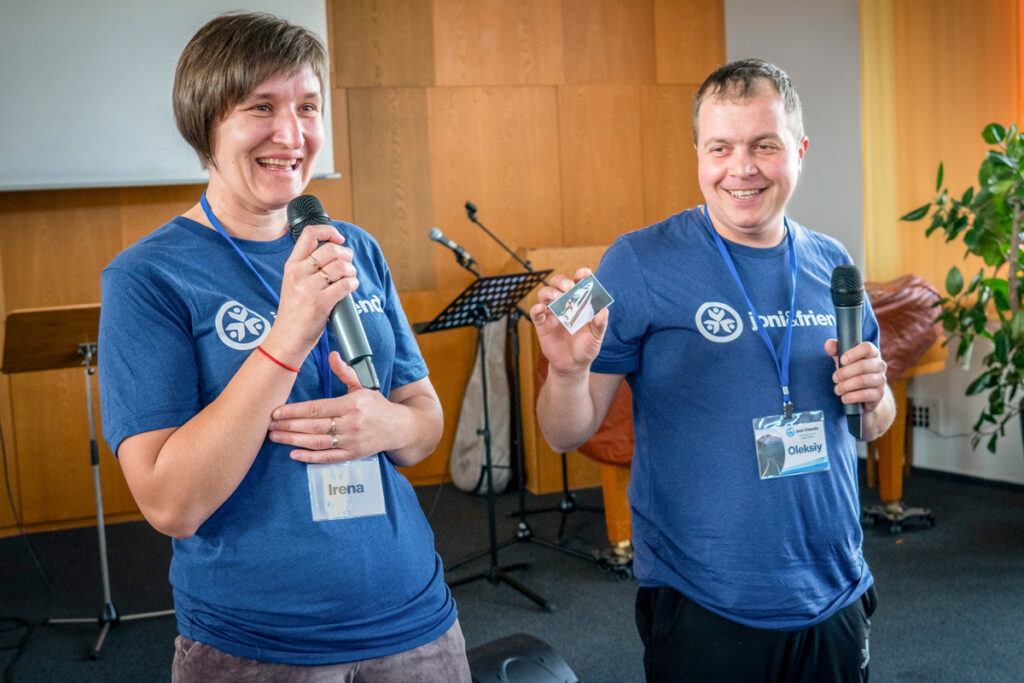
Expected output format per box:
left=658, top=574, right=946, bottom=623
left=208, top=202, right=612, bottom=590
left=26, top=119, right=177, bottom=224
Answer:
left=429, top=227, right=476, bottom=267
left=287, top=195, right=380, bottom=390
left=831, top=264, right=864, bottom=439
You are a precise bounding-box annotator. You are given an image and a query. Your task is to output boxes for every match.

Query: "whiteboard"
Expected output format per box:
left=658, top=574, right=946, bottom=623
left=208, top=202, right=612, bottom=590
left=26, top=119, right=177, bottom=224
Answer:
left=0, top=0, right=335, bottom=191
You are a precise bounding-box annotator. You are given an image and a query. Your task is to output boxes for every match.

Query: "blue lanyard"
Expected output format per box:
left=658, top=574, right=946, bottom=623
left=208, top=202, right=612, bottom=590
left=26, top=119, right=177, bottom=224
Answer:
left=201, top=192, right=333, bottom=398
left=703, top=206, right=797, bottom=417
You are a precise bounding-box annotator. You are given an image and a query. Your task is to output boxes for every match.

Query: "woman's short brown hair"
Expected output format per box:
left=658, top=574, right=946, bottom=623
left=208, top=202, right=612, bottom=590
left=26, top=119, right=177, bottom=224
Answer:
left=172, top=12, right=328, bottom=169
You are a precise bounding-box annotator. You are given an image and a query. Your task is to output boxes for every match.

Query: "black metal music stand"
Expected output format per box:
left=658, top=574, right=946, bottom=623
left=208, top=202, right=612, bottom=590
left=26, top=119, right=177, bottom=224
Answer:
left=463, top=203, right=603, bottom=566
left=2, top=305, right=174, bottom=660
left=416, top=270, right=554, bottom=611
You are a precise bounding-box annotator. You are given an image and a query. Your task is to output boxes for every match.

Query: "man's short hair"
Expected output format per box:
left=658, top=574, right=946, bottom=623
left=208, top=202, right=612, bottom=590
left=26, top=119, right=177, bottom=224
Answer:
left=691, top=58, right=804, bottom=144
left=173, top=11, right=328, bottom=169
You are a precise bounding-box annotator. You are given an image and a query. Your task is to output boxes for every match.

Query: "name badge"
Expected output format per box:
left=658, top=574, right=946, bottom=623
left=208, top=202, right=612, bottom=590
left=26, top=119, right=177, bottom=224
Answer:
left=752, top=411, right=829, bottom=480
left=306, top=456, right=387, bottom=521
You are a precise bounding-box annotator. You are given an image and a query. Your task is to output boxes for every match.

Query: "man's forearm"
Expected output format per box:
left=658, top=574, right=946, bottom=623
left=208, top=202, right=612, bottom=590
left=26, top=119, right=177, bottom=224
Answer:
left=861, top=384, right=897, bottom=443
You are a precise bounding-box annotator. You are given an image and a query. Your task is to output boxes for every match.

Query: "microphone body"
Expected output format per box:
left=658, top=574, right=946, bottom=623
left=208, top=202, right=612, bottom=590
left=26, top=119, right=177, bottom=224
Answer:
left=287, top=195, right=380, bottom=390
left=830, top=265, right=864, bottom=439
left=429, top=227, right=476, bottom=266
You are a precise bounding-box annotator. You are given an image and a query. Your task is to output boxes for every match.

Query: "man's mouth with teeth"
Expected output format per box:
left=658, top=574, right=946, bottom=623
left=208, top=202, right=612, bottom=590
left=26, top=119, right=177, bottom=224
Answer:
left=727, top=188, right=763, bottom=199
left=257, top=158, right=299, bottom=171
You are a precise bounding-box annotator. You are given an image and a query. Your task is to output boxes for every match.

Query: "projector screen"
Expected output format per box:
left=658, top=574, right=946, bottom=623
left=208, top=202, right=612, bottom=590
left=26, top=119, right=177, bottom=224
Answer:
left=0, top=0, right=335, bottom=192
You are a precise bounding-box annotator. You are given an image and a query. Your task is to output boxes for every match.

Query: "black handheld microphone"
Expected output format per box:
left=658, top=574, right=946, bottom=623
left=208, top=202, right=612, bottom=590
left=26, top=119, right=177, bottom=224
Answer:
left=429, top=227, right=476, bottom=267
left=830, top=264, right=864, bottom=439
left=287, top=195, right=380, bottom=390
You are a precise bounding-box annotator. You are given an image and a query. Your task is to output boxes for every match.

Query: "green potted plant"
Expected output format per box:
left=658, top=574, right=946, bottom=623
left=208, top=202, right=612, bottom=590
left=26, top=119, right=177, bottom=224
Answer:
left=902, top=123, right=1024, bottom=452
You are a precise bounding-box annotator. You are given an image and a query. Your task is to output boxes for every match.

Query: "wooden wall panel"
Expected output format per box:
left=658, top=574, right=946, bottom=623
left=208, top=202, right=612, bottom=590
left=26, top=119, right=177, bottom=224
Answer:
left=0, top=367, right=16, bottom=529
left=427, top=86, right=563, bottom=286
left=348, top=87, right=434, bottom=291
left=332, top=0, right=435, bottom=87
left=654, top=0, right=726, bottom=84
left=641, top=85, right=703, bottom=225
left=308, top=86, right=355, bottom=222
left=859, top=0, right=901, bottom=281
left=0, top=190, right=121, bottom=310
left=432, top=0, right=564, bottom=86
left=394, top=287, right=477, bottom=485
left=559, top=85, right=646, bottom=245
left=562, top=0, right=655, bottom=84
left=117, top=185, right=204, bottom=246
left=11, top=369, right=135, bottom=526
left=860, top=0, right=1019, bottom=288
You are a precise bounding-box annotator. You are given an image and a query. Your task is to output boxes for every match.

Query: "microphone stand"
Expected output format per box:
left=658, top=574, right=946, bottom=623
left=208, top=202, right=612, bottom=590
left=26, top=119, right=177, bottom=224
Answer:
left=463, top=202, right=599, bottom=566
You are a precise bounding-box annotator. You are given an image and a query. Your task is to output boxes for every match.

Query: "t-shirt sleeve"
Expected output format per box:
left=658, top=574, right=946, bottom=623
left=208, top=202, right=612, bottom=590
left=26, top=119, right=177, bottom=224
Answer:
left=591, top=237, right=652, bottom=376
left=99, top=265, right=201, bottom=457
left=350, top=226, right=428, bottom=392
left=383, top=268, right=428, bottom=391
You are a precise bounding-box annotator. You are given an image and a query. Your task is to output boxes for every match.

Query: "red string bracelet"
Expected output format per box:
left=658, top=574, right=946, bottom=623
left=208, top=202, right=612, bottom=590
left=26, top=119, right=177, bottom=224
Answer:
left=256, top=345, right=300, bottom=373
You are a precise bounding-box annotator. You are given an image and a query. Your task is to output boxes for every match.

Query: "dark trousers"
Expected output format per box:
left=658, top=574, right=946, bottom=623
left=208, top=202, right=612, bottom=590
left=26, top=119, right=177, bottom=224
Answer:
left=635, top=584, right=877, bottom=683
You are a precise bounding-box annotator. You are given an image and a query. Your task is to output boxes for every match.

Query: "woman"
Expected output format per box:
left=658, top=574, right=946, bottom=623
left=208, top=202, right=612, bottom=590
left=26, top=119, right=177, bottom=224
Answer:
left=98, top=12, right=470, bottom=681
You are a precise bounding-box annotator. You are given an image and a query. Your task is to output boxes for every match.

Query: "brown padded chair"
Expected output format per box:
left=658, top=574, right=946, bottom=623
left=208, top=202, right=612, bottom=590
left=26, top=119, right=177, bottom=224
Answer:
left=534, top=355, right=634, bottom=555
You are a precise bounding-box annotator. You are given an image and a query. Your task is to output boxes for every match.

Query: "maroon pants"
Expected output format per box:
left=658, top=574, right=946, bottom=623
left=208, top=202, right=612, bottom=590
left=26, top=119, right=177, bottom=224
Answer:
left=171, top=619, right=471, bottom=683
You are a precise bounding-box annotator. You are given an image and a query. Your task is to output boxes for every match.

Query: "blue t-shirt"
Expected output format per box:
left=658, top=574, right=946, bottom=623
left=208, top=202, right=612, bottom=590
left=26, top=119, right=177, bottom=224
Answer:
left=98, top=216, right=456, bottom=664
left=592, top=207, right=876, bottom=630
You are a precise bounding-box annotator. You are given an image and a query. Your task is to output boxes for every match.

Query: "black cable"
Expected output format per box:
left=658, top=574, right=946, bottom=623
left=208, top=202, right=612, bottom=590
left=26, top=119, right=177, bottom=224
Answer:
left=0, top=420, right=52, bottom=592
left=0, top=617, right=32, bottom=683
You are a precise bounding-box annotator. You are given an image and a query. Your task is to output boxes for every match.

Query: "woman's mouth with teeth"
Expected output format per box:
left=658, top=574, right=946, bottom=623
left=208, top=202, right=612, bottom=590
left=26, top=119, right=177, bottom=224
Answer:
left=728, top=188, right=763, bottom=198
left=258, top=158, right=298, bottom=171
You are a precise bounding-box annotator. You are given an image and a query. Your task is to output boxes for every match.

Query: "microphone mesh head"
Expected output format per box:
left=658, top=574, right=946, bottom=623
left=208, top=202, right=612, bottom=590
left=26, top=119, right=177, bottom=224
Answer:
left=287, top=195, right=330, bottom=240
left=831, top=265, right=864, bottom=306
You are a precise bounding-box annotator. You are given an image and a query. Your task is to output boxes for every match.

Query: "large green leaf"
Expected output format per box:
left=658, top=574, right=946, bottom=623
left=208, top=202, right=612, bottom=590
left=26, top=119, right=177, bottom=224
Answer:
left=989, top=178, right=1015, bottom=195
left=983, top=123, right=1006, bottom=144
left=946, top=266, right=964, bottom=295
left=1011, top=310, right=1024, bottom=339
left=901, top=203, right=931, bottom=221
left=966, top=370, right=995, bottom=395
left=966, top=270, right=984, bottom=294
left=987, top=151, right=1018, bottom=170
left=994, top=332, right=1010, bottom=363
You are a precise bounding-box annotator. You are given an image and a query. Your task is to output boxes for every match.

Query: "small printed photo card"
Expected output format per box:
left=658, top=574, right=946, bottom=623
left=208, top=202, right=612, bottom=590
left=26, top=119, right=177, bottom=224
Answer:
left=547, top=274, right=614, bottom=334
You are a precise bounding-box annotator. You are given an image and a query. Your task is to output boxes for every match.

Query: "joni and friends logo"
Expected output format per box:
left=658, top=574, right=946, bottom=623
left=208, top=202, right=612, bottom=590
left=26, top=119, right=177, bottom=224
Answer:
left=215, top=300, right=270, bottom=350
left=695, top=302, right=743, bottom=342
left=696, top=301, right=839, bottom=344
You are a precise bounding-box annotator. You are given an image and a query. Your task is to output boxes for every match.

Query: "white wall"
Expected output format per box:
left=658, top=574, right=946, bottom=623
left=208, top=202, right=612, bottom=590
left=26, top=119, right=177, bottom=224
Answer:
left=907, top=343, right=1024, bottom=485
left=724, top=0, right=1024, bottom=485
left=724, top=0, right=865, bottom=269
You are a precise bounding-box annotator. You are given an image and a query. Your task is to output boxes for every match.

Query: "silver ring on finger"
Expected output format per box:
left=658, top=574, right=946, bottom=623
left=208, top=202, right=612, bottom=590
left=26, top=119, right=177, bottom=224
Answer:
left=308, top=255, right=321, bottom=269
left=329, top=419, right=336, bottom=436
left=331, top=434, right=338, bottom=449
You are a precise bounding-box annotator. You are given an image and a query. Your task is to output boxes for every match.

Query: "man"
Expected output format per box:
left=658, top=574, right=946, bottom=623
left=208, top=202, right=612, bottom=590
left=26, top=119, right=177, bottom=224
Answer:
left=531, top=59, right=894, bottom=682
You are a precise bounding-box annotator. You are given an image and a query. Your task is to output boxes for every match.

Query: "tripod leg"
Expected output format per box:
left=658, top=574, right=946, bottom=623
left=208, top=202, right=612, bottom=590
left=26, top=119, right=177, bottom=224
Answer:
left=497, top=570, right=555, bottom=612
left=445, top=322, right=551, bottom=611
left=44, top=351, right=175, bottom=660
